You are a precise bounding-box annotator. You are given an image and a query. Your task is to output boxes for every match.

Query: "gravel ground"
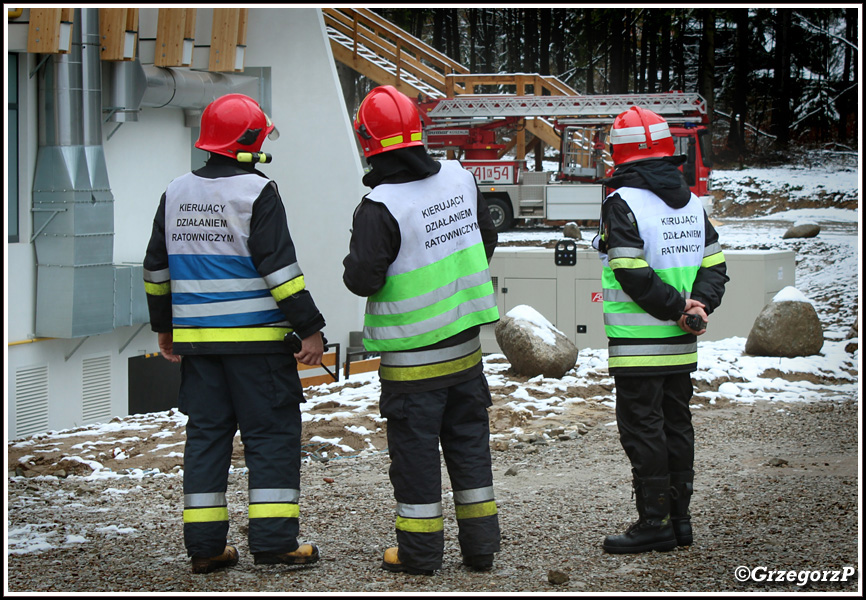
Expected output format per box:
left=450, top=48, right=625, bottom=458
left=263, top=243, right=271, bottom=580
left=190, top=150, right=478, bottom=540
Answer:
left=6, top=394, right=860, bottom=595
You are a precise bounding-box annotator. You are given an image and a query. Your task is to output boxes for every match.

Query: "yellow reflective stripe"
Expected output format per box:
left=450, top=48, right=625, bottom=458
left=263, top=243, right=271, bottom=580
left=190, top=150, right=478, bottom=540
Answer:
left=608, top=352, right=698, bottom=369
left=271, top=275, right=305, bottom=302
left=379, top=348, right=482, bottom=382
left=609, top=257, right=650, bottom=270
left=455, top=501, right=498, bottom=520
left=380, top=134, right=405, bottom=148
left=183, top=507, right=229, bottom=523
left=173, top=327, right=291, bottom=343
left=396, top=516, right=444, bottom=533
left=145, top=281, right=171, bottom=296
left=248, top=503, right=300, bottom=520
left=701, top=252, right=726, bottom=268
left=410, top=132, right=423, bottom=142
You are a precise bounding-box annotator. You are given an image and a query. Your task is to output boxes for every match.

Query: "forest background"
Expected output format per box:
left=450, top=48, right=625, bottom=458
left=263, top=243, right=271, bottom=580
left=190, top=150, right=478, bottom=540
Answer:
left=334, top=7, right=860, bottom=166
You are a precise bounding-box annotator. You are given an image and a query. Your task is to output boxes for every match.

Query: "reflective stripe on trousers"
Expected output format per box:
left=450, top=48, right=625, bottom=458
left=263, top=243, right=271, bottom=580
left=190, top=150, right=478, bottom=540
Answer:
left=249, top=488, right=301, bottom=520
left=454, top=485, right=498, bottom=521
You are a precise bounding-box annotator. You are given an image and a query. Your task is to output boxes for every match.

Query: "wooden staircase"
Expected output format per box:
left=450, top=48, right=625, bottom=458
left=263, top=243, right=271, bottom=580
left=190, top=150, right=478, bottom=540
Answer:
left=321, top=8, right=578, bottom=159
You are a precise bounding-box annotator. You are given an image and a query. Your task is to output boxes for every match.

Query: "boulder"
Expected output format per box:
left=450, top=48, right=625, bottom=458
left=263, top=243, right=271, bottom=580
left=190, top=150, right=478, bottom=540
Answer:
left=782, top=221, right=821, bottom=239
left=745, top=287, right=824, bottom=357
left=494, top=305, right=578, bottom=378
left=563, top=222, right=582, bottom=240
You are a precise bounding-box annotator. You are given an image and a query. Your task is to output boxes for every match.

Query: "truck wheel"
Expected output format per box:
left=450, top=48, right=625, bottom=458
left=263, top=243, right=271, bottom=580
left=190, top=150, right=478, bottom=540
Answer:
left=485, top=195, right=514, bottom=233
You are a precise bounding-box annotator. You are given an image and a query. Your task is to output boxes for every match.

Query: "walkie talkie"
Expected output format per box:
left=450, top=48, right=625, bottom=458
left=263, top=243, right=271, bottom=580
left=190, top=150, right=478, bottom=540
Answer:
left=681, top=312, right=707, bottom=331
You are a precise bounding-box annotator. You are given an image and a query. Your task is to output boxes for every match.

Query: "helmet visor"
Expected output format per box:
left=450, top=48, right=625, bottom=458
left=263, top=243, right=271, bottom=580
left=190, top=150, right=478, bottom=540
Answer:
left=266, top=114, right=279, bottom=141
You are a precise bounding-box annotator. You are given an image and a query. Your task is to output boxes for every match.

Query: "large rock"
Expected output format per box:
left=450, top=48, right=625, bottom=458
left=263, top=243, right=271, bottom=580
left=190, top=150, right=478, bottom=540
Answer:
left=563, top=222, right=582, bottom=240
left=745, top=287, right=824, bottom=357
left=494, top=305, right=578, bottom=378
left=782, top=221, right=821, bottom=239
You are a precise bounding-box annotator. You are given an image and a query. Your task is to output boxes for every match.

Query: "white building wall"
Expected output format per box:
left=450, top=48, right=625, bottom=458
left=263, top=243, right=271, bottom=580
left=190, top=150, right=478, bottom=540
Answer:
left=6, top=8, right=368, bottom=440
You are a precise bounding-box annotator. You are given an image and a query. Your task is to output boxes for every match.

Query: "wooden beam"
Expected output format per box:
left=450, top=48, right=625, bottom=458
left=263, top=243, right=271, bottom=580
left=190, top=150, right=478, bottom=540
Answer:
left=209, top=8, right=246, bottom=72
left=155, top=8, right=196, bottom=67
left=98, top=8, right=138, bottom=61
left=28, top=8, right=73, bottom=54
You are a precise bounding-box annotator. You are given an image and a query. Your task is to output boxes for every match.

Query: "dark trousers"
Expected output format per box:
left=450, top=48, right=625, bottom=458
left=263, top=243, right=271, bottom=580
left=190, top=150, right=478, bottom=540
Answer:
left=380, top=373, right=501, bottom=571
left=614, top=372, right=695, bottom=479
left=179, top=353, right=304, bottom=557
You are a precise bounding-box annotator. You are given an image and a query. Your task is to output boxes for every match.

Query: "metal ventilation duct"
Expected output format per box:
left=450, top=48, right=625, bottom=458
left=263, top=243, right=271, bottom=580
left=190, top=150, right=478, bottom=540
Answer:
left=103, top=61, right=259, bottom=124
left=33, top=8, right=116, bottom=338
left=33, top=9, right=263, bottom=338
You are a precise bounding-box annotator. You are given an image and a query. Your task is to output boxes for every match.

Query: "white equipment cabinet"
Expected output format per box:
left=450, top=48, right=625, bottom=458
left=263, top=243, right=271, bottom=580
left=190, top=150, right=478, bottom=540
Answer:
left=481, top=248, right=796, bottom=353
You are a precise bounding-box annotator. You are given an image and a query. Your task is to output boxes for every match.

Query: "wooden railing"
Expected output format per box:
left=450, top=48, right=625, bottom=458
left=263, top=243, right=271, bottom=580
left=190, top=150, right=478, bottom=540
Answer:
left=322, top=7, right=469, bottom=99
left=444, top=73, right=579, bottom=97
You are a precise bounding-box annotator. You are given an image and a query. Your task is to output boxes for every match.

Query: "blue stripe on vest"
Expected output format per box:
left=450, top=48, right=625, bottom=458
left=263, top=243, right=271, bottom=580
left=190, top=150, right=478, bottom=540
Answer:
left=173, top=310, right=284, bottom=328
left=172, top=289, right=273, bottom=304
left=169, top=254, right=260, bottom=280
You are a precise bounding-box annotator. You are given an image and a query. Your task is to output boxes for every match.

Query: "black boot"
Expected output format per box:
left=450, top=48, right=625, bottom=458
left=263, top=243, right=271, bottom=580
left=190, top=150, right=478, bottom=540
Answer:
left=670, top=471, right=694, bottom=546
left=603, top=475, right=677, bottom=554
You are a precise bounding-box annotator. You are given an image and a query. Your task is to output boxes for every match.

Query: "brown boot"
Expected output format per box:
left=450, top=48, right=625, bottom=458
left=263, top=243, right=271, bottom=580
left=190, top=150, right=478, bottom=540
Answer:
left=191, top=545, right=239, bottom=574
left=381, top=547, right=434, bottom=575
left=254, top=543, right=320, bottom=566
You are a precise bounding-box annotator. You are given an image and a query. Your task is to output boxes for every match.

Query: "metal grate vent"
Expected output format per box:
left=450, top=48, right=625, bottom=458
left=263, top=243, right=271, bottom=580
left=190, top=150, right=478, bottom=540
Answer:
left=491, top=276, right=499, bottom=294
left=82, top=355, right=112, bottom=423
left=15, top=365, right=49, bottom=438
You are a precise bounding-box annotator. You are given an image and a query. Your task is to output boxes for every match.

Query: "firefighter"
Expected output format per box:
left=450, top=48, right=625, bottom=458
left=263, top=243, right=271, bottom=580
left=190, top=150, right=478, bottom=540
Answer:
left=143, top=93, right=325, bottom=573
left=343, top=85, right=501, bottom=575
left=593, top=106, right=729, bottom=554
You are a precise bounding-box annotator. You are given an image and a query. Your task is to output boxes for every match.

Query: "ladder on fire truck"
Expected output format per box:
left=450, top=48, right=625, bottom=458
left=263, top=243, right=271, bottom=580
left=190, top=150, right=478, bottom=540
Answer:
left=425, top=92, right=708, bottom=123
left=426, top=90, right=709, bottom=175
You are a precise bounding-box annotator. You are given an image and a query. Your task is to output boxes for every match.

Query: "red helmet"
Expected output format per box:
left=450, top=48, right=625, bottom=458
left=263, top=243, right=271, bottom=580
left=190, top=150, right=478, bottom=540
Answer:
left=195, top=93, right=278, bottom=158
left=609, top=106, right=675, bottom=166
left=354, top=85, right=424, bottom=158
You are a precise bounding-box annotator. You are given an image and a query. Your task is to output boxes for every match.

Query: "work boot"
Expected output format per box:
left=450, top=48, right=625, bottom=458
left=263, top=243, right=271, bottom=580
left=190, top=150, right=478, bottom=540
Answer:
left=253, top=543, right=320, bottom=566
left=462, top=553, right=494, bottom=572
left=191, top=544, right=239, bottom=574
left=603, top=475, right=677, bottom=554
left=670, top=470, right=694, bottom=546
left=381, top=547, right=435, bottom=576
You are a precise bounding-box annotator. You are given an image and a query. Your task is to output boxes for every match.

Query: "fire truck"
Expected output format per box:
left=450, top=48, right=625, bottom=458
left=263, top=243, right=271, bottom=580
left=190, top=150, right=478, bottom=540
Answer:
left=416, top=92, right=713, bottom=232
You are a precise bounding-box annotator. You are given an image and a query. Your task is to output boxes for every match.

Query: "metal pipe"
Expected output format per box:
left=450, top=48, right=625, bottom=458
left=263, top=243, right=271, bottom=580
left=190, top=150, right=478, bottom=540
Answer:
left=103, top=60, right=259, bottom=123
left=141, top=64, right=258, bottom=109
left=8, top=338, right=56, bottom=347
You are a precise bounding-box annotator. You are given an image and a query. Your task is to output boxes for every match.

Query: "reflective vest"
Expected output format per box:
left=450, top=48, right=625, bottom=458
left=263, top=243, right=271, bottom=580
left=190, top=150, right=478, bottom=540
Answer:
left=161, top=172, right=292, bottom=346
left=362, top=161, right=499, bottom=352
left=600, top=187, right=705, bottom=372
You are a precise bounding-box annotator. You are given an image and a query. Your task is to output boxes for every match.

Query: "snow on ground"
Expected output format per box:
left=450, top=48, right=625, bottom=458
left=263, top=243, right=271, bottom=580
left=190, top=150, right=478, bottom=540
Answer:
left=709, top=160, right=859, bottom=209
left=6, top=156, right=861, bottom=556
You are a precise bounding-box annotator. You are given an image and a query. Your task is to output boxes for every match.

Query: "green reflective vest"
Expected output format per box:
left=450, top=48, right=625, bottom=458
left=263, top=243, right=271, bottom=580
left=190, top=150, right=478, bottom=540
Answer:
left=363, top=161, right=499, bottom=352
left=600, top=187, right=705, bottom=373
